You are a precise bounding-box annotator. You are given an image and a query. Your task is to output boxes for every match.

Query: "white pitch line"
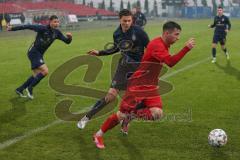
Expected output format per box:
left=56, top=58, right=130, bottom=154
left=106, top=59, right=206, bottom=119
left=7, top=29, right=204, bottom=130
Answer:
left=0, top=120, right=62, bottom=150
left=0, top=56, right=210, bottom=150
left=162, top=57, right=211, bottom=79
left=0, top=108, right=89, bottom=150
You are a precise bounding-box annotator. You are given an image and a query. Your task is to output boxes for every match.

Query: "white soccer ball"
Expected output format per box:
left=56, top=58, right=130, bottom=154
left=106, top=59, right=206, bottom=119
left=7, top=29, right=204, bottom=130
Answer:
left=208, top=129, right=227, bottom=147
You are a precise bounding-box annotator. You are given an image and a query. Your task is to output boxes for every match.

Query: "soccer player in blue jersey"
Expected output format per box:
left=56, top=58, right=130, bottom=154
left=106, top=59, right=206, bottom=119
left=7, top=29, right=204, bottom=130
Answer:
left=7, top=15, right=72, bottom=99
left=208, top=6, right=231, bottom=63
left=77, top=9, right=149, bottom=129
left=132, top=7, right=147, bottom=28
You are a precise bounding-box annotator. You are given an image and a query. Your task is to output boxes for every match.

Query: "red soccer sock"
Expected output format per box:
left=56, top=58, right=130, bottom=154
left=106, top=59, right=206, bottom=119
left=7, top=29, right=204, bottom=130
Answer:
left=101, top=113, right=120, bottom=133
left=136, top=108, right=154, bottom=120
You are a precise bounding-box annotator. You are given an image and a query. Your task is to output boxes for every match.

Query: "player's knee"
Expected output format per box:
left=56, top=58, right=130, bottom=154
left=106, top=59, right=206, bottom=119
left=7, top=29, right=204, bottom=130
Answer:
left=212, top=42, right=217, bottom=48
left=104, top=93, right=117, bottom=103
left=105, top=89, right=118, bottom=103
left=150, top=108, right=163, bottom=120
left=41, top=68, right=49, bottom=76
left=41, top=71, right=48, bottom=76
left=117, top=111, right=126, bottom=121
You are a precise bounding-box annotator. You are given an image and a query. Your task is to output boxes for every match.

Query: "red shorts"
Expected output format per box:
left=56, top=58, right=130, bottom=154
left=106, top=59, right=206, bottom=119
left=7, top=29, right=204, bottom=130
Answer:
left=119, top=87, right=162, bottom=114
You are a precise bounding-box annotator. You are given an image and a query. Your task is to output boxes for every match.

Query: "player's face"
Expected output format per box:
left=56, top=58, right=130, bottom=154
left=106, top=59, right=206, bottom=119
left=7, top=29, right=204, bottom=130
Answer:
left=50, top=19, right=60, bottom=29
left=217, top=8, right=223, bottom=16
left=120, top=16, right=133, bottom=32
left=166, top=28, right=181, bottom=45
left=132, top=8, right=137, bottom=14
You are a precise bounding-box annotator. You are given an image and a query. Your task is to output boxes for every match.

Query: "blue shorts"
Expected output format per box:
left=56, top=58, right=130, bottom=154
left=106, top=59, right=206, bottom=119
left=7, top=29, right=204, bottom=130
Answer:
left=212, top=34, right=226, bottom=45
left=28, top=48, right=45, bottom=70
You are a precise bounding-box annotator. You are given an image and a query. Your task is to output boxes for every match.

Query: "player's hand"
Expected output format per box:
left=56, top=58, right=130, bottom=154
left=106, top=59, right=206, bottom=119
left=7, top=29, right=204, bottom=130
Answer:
left=208, top=24, right=211, bottom=28
left=66, top=32, right=72, bottom=39
left=185, top=38, right=195, bottom=50
left=6, top=25, right=12, bottom=31
left=87, top=49, right=99, bottom=56
left=225, top=29, right=229, bottom=33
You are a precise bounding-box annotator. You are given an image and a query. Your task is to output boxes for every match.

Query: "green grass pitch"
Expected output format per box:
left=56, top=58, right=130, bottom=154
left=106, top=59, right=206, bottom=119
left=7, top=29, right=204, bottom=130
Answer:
left=0, top=19, right=240, bottom=160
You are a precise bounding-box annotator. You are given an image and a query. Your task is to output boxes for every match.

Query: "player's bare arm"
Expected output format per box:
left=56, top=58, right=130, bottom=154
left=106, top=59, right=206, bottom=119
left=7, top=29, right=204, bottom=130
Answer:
left=185, top=38, right=196, bottom=50
left=66, top=32, right=72, bottom=38
left=7, top=25, right=12, bottom=31
left=87, top=49, right=99, bottom=56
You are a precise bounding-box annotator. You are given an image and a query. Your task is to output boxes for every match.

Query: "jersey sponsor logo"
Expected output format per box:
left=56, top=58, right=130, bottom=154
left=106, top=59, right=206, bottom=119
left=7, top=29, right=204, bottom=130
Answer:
left=119, top=40, right=133, bottom=52
left=40, top=59, right=44, bottom=63
left=105, top=40, right=134, bottom=52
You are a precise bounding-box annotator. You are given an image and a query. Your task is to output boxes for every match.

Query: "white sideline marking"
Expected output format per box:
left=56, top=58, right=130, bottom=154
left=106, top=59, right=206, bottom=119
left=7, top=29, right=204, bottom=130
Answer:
left=0, top=120, right=62, bottom=150
left=0, top=109, right=88, bottom=150
left=0, top=57, right=211, bottom=150
left=161, top=57, right=211, bottom=79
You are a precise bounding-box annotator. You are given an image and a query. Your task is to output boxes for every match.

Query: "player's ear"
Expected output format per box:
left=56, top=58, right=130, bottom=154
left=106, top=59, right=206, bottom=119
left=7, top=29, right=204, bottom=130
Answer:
left=164, top=30, right=170, bottom=36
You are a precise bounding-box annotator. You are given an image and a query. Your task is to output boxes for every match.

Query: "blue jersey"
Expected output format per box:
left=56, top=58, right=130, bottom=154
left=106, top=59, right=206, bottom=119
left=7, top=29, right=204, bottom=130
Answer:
left=210, top=15, right=231, bottom=36
left=133, top=12, right=147, bottom=27
left=99, top=25, right=149, bottom=62
left=11, top=24, right=72, bottom=54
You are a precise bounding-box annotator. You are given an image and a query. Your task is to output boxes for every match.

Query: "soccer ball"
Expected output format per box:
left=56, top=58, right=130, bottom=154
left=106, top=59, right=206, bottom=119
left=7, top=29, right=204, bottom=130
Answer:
left=208, top=129, right=227, bottom=147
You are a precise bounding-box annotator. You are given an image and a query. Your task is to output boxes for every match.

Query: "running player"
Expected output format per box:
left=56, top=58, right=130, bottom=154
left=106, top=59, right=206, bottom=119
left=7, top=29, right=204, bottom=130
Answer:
left=208, top=6, right=231, bottom=63
left=7, top=15, right=72, bottom=99
left=77, top=9, right=149, bottom=129
left=132, top=7, right=147, bottom=28
left=93, top=21, right=195, bottom=149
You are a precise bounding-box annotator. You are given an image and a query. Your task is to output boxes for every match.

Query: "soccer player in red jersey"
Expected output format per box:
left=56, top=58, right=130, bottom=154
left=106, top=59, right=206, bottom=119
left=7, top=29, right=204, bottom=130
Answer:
left=93, top=21, right=195, bottom=149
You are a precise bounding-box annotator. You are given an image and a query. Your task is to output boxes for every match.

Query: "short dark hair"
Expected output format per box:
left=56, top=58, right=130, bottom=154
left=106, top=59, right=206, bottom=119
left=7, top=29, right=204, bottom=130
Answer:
left=163, top=21, right=181, bottom=32
left=49, top=15, right=58, bottom=21
left=119, top=9, right=132, bottom=19
left=218, top=6, right=223, bottom=9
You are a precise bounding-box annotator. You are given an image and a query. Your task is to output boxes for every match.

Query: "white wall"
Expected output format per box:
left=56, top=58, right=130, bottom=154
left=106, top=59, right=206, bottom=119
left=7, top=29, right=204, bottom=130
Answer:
left=78, top=0, right=233, bottom=11
left=187, top=0, right=231, bottom=7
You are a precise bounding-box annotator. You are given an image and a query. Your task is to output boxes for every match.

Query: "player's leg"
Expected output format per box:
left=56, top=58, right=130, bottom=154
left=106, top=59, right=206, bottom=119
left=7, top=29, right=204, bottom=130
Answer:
left=211, top=42, right=217, bottom=63
left=26, top=64, right=48, bottom=99
left=93, top=110, right=127, bottom=149
left=131, top=96, right=163, bottom=122
left=78, top=60, right=131, bottom=129
left=221, top=44, right=230, bottom=60
left=220, top=37, right=229, bottom=60
left=15, top=75, right=34, bottom=97
left=120, top=101, right=145, bottom=135
left=121, top=106, right=162, bottom=135
left=95, top=110, right=126, bottom=137
left=15, top=50, right=43, bottom=97
left=211, top=34, right=219, bottom=63
left=77, top=88, right=119, bottom=129
left=93, top=93, right=136, bottom=149
left=149, top=107, right=163, bottom=120
left=93, top=111, right=125, bottom=149
left=119, top=96, right=164, bottom=135
left=87, top=88, right=119, bottom=118
left=121, top=88, right=161, bottom=134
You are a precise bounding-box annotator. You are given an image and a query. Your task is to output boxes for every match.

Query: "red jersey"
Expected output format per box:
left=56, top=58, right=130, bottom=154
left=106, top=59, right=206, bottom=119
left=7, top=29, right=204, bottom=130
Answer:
left=127, top=37, right=190, bottom=94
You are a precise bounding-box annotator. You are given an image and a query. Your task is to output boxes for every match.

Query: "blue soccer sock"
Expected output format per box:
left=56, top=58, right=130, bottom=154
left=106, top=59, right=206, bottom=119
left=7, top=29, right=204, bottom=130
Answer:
left=223, top=48, right=227, bottom=54
left=86, top=98, right=107, bottom=119
left=212, top=48, right=216, bottom=58
left=17, top=76, right=34, bottom=91
left=28, top=73, right=45, bottom=89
